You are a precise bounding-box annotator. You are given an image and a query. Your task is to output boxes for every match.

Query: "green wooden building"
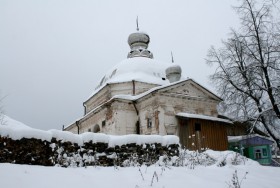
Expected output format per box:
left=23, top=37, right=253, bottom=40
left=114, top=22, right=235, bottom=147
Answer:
left=228, top=135, right=274, bottom=165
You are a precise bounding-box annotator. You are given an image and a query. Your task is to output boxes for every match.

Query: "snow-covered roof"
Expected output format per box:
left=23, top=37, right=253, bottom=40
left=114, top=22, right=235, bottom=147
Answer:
left=228, top=136, right=244, bottom=142
left=112, top=78, right=191, bottom=101
left=85, top=57, right=181, bottom=102
left=176, top=112, right=233, bottom=124
left=97, top=77, right=219, bottom=104
left=228, top=134, right=273, bottom=143
left=67, top=79, right=222, bottom=129
left=66, top=79, right=193, bottom=129
left=94, top=57, right=171, bottom=90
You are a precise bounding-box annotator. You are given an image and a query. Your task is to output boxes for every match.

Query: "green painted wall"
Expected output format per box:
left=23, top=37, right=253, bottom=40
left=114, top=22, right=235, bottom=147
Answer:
left=228, top=143, right=272, bottom=165
left=250, top=145, right=271, bottom=165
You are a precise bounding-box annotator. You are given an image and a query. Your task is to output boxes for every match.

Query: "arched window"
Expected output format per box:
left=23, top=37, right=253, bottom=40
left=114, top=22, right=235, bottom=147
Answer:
left=93, top=124, right=100, bottom=133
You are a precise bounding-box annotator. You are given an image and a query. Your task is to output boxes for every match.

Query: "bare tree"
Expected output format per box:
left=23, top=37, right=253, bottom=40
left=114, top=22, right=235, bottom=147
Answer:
left=207, top=0, right=280, bottom=149
left=0, top=92, right=7, bottom=125
left=0, top=96, right=4, bottom=125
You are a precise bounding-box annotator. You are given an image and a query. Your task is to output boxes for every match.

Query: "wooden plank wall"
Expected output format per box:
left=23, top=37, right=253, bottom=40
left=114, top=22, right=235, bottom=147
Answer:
left=179, top=118, right=228, bottom=151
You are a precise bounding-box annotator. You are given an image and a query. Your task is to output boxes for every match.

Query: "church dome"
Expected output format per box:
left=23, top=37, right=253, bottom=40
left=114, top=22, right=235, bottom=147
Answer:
left=128, top=32, right=150, bottom=49
left=93, top=29, right=183, bottom=92
left=95, top=57, right=170, bottom=90
left=165, top=64, right=182, bottom=83
left=127, top=31, right=153, bottom=59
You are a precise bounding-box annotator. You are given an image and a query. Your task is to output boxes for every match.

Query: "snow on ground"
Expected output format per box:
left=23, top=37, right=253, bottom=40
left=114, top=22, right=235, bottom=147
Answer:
left=1, top=162, right=280, bottom=188
left=1, top=114, right=280, bottom=187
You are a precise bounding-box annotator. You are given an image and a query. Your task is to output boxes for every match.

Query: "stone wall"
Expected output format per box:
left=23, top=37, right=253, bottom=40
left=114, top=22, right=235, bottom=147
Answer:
left=0, top=135, right=179, bottom=167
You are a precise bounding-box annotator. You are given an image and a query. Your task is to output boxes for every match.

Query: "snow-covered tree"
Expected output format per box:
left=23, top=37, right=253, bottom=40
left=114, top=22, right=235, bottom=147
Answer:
left=206, top=0, right=280, bottom=149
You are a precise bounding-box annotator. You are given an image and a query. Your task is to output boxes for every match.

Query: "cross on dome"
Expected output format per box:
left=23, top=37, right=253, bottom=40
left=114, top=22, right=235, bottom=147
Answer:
left=136, top=16, right=139, bottom=31
left=127, top=17, right=153, bottom=59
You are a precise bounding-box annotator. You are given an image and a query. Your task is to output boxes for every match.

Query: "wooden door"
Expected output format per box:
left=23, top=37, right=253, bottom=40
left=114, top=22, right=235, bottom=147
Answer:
left=178, top=119, right=189, bottom=148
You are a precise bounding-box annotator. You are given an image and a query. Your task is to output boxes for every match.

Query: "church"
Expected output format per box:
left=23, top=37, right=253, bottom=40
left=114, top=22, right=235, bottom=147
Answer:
left=64, top=28, right=232, bottom=151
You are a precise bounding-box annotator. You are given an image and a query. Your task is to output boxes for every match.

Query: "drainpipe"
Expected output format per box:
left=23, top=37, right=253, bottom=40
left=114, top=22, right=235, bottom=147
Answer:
left=132, top=101, right=138, bottom=115
left=132, top=80, right=135, bottom=96
left=132, top=101, right=140, bottom=134
left=83, top=102, right=86, bottom=115
left=75, top=120, right=80, bottom=134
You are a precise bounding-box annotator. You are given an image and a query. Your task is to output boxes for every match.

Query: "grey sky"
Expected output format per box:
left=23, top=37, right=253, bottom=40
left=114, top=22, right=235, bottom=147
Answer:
left=0, top=0, right=240, bottom=130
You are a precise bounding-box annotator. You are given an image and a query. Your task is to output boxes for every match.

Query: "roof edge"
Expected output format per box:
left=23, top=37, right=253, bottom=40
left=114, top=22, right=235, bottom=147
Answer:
left=176, top=112, right=233, bottom=124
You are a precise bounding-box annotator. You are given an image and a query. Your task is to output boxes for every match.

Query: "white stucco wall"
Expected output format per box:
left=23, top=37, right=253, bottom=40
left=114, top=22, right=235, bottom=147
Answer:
left=66, top=80, right=221, bottom=137
left=85, top=86, right=110, bottom=114
left=85, top=81, right=158, bottom=115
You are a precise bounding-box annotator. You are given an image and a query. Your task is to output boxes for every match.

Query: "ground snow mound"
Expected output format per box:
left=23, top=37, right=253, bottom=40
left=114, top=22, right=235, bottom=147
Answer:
left=1, top=114, right=31, bottom=129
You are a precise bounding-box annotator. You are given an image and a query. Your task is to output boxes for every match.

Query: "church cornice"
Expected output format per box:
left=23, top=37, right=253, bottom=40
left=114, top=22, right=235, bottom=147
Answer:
left=160, top=92, right=218, bottom=103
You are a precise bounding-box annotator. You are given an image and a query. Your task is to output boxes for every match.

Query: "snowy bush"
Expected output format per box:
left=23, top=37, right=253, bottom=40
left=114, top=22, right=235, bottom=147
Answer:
left=205, top=150, right=251, bottom=166
left=122, top=153, right=140, bottom=167
left=155, top=149, right=216, bottom=169
left=155, top=149, right=254, bottom=169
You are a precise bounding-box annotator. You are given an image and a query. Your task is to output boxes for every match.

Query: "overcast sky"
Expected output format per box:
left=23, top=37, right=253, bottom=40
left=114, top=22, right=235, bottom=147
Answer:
left=0, top=0, right=240, bottom=130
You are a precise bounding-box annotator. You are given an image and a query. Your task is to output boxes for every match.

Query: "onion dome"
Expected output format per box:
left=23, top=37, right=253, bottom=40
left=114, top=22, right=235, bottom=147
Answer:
left=127, top=31, right=153, bottom=59
left=165, top=64, right=182, bottom=83
left=128, top=32, right=150, bottom=49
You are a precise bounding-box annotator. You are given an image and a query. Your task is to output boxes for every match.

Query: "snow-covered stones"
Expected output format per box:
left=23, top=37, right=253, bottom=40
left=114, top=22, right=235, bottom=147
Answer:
left=0, top=123, right=179, bottom=146
left=0, top=125, right=180, bottom=167
left=0, top=135, right=179, bottom=167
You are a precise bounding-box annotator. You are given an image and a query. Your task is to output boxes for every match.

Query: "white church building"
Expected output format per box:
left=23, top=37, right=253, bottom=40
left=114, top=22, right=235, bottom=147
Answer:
left=65, top=29, right=232, bottom=150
